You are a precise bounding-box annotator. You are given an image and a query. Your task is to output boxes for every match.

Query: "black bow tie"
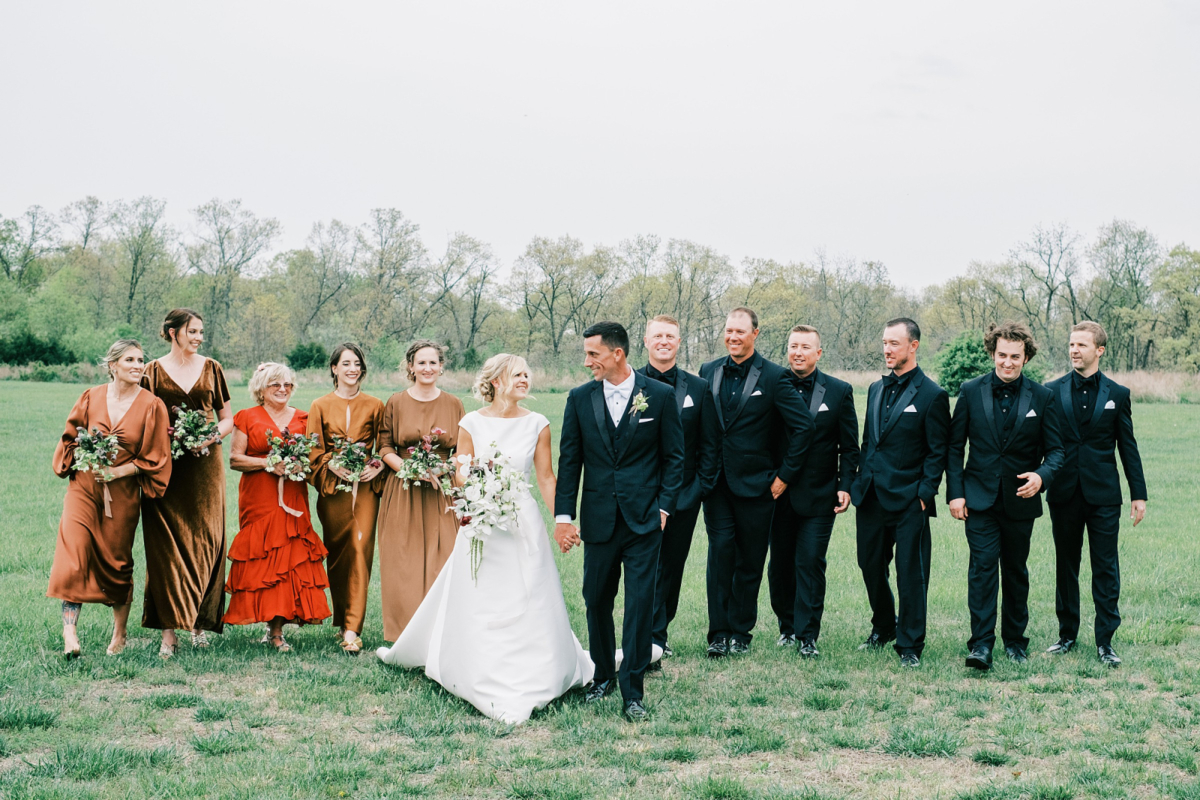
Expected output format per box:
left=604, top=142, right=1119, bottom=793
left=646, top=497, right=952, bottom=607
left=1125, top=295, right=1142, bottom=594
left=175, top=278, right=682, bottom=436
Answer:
left=993, top=379, right=1018, bottom=397
left=794, top=374, right=816, bottom=394
left=646, top=365, right=677, bottom=386
left=883, top=373, right=903, bottom=388
left=725, top=360, right=747, bottom=379
left=1073, top=372, right=1099, bottom=391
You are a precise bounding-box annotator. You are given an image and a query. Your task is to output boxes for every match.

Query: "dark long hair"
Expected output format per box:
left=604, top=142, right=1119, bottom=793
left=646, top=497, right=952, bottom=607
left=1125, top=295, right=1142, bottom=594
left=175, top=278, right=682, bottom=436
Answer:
left=329, top=342, right=368, bottom=387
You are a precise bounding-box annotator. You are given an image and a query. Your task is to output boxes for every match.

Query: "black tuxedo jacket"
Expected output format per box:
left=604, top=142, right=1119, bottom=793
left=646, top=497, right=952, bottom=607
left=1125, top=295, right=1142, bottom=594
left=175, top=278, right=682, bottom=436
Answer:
left=636, top=365, right=720, bottom=511
left=783, top=369, right=859, bottom=517
left=1043, top=372, right=1147, bottom=506
left=554, top=371, right=686, bottom=543
left=699, top=351, right=813, bottom=499
left=946, top=373, right=1065, bottom=519
left=851, top=366, right=950, bottom=516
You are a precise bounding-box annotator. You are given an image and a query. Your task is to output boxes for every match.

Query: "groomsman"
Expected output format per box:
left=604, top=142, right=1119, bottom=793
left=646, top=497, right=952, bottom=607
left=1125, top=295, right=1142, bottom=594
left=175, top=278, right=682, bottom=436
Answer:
left=1044, top=321, right=1147, bottom=667
left=767, top=325, right=859, bottom=658
left=851, top=318, right=950, bottom=668
left=699, top=307, right=813, bottom=657
left=946, top=322, right=1064, bottom=670
left=637, top=315, right=720, bottom=660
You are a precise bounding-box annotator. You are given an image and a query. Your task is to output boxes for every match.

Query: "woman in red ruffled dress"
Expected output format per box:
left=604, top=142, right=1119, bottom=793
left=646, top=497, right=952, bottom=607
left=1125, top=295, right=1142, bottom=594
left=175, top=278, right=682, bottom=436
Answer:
left=224, top=362, right=331, bottom=650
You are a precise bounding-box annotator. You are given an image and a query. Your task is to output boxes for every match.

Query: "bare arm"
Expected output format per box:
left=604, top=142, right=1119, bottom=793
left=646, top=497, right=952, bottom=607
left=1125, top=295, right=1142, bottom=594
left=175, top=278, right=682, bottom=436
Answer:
left=229, top=427, right=284, bottom=474
left=533, top=424, right=556, bottom=512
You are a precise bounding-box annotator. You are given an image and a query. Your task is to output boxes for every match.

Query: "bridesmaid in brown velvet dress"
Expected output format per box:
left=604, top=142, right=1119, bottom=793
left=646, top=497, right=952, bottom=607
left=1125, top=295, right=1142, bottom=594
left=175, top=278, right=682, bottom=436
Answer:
left=377, top=340, right=464, bottom=641
left=307, top=343, right=386, bottom=654
left=140, top=309, right=234, bottom=657
left=49, top=340, right=172, bottom=658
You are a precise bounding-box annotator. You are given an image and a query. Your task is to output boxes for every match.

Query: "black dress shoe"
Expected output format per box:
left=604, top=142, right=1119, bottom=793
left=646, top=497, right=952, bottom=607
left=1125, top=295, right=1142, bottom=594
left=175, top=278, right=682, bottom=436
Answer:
left=585, top=679, right=615, bottom=703
left=1097, top=644, right=1122, bottom=667
left=858, top=632, right=895, bottom=651
left=646, top=659, right=663, bottom=673
left=1046, top=637, right=1076, bottom=655
left=623, top=699, right=648, bottom=721
left=798, top=639, right=820, bottom=659
left=662, top=643, right=674, bottom=658
left=1005, top=645, right=1028, bottom=663
left=899, top=652, right=921, bottom=668
left=965, top=645, right=992, bottom=671
left=776, top=633, right=797, bottom=647
left=707, top=637, right=729, bottom=658
left=729, top=640, right=749, bottom=655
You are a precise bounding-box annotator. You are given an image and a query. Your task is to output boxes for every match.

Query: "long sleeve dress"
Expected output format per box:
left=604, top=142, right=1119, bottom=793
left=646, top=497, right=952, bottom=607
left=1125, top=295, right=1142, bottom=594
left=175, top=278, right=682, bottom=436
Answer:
left=376, top=389, right=464, bottom=641
left=140, top=358, right=230, bottom=632
left=48, top=385, right=172, bottom=607
left=223, top=406, right=331, bottom=626
left=306, top=390, right=386, bottom=635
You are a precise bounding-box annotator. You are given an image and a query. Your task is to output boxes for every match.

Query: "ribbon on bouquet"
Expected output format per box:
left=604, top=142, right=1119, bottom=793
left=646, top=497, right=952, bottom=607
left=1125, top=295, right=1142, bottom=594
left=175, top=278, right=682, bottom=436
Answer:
left=101, top=483, right=113, bottom=518
left=277, top=475, right=304, bottom=518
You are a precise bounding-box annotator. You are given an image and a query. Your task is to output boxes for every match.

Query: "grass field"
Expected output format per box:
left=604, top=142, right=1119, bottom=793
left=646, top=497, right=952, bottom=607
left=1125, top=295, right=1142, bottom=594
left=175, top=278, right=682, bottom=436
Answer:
left=0, top=379, right=1198, bottom=800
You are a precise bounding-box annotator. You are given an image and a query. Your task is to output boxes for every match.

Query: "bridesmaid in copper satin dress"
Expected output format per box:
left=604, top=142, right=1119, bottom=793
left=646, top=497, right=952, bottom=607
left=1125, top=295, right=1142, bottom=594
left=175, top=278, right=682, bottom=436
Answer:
left=48, top=340, right=172, bottom=658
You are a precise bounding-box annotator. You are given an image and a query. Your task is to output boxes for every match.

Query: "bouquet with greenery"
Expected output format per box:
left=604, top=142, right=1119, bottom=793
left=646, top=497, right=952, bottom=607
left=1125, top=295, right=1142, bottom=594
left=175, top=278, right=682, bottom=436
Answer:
left=72, top=427, right=120, bottom=517
left=328, top=436, right=382, bottom=493
left=447, top=444, right=531, bottom=584
left=395, top=427, right=451, bottom=490
left=168, top=404, right=220, bottom=460
left=266, top=428, right=319, bottom=482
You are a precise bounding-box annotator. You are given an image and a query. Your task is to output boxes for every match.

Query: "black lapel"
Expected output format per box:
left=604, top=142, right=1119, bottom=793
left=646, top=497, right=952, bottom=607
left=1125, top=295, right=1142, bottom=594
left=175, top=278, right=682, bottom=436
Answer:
left=878, top=372, right=921, bottom=444
left=1089, top=374, right=1110, bottom=430
left=675, top=370, right=688, bottom=411
left=1007, top=380, right=1034, bottom=448
left=590, top=382, right=615, bottom=458
left=710, top=363, right=725, bottom=430
left=809, top=370, right=827, bottom=416
left=870, top=381, right=882, bottom=445
left=614, top=372, right=646, bottom=464
left=727, top=358, right=761, bottom=426
left=979, top=378, right=1001, bottom=448
left=1059, top=377, right=1079, bottom=440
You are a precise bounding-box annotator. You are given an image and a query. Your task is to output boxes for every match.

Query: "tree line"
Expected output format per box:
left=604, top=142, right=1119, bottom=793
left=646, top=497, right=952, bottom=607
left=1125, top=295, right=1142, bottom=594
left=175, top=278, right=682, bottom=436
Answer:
left=2, top=197, right=1197, bottom=374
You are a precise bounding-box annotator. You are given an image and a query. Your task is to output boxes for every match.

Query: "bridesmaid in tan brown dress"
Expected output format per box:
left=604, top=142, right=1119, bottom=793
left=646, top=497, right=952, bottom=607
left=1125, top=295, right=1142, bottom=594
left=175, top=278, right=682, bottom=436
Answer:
left=307, top=343, right=386, bottom=653
left=49, top=340, right=171, bottom=658
left=377, top=340, right=465, bottom=641
left=140, top=309, right=234, bottom=657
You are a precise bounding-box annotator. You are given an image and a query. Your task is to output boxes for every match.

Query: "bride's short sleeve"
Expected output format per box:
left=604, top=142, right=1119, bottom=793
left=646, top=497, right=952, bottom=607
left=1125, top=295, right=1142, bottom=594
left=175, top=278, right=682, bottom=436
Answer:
left=458, top=411, right=480, bottom=441
left=533, top=413, right=550, bottom=436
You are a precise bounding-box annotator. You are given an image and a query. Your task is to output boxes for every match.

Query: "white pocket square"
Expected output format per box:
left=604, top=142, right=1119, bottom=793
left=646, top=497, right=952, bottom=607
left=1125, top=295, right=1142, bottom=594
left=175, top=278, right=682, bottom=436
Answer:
left=818, top=403, right=829, bottom=412
left=751, top=390, right=763, bottom=396
left=1105, top=400, right=1116, bottom=409
left=638, top=417, right=654, bottom=423
left=682, top=395, right=694, bottom=408
left=903, top=404, right=918, bottom=413
left=1026, top=409, right=1037, bottom=418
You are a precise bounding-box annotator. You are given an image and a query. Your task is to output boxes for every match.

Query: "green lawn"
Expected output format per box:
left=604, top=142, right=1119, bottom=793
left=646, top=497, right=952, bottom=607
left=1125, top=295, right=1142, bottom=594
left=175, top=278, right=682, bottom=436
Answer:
left=0, top=380, right=1197, bottom=800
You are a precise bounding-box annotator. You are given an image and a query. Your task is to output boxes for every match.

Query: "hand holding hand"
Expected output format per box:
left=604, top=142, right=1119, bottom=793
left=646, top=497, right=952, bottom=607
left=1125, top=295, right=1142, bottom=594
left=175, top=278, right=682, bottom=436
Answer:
left=834, top=491, right=850, bottom=514
left=949, top=498, right=968, bottom=520
left=1015, top=472, right=1043, bottom=499
left=554, top=522, right=580, bottom=553
left=1130, top=499, right=1146, bottom=526
left=770, top=477, right=788, bottom=500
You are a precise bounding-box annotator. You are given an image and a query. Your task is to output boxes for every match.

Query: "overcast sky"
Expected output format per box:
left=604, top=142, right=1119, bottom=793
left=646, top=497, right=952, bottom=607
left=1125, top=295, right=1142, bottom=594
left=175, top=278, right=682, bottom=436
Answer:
left=4, top=1, right=1198, bottom=288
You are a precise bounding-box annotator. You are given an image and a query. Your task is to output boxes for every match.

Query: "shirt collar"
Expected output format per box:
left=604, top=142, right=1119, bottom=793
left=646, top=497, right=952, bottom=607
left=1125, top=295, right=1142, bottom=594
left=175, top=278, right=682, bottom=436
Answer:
left=993, top=371, right=1023, bottom=392
left=604, top=369, right=636, bottom=394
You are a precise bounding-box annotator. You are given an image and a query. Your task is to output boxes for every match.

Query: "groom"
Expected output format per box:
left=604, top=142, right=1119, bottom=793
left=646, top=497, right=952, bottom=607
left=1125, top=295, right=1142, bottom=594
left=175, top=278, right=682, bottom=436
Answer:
left=555, top=321, right=685, bottom=721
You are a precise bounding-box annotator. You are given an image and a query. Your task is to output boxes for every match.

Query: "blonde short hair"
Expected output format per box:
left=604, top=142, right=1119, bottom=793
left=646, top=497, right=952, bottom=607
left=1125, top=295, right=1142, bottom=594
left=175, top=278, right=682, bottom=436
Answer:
left=473, top=354, right=529, bottom=404
left=248, top=362, right=296, bottom=405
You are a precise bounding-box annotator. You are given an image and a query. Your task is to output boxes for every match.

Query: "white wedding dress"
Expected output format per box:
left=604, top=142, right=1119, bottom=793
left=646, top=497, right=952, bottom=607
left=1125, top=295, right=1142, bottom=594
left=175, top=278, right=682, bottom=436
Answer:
left=377, top=410, right=594, bottom=724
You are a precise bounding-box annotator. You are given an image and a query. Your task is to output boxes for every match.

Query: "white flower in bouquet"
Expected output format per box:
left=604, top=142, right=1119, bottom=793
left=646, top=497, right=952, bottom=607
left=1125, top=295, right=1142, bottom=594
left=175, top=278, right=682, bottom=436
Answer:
left=447, top=444, right=531, bottom=584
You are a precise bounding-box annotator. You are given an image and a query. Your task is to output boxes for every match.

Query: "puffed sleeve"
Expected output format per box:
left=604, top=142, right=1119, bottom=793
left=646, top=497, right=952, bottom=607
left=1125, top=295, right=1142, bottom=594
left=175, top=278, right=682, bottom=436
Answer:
left=209, top=360, right=232, bottom=412
left=53, top=388, right=92, bottom=478
left=369, top=395, right=388, bottom=494
left=306, top=397, right=338, bottom=497
left=378, top=394, right=399, bottom=459
left=134, top=396, right=173, bottom=498
left=233, top=408, right=252, bottom=435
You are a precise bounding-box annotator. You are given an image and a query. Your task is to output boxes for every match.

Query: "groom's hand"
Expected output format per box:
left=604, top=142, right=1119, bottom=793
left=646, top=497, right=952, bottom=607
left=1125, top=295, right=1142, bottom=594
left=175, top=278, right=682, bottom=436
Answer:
left=660, top=510, right=668, bottom=530
left=554, top=522, right=580, bottom=553
left=770, top=477, right=788, bottom=500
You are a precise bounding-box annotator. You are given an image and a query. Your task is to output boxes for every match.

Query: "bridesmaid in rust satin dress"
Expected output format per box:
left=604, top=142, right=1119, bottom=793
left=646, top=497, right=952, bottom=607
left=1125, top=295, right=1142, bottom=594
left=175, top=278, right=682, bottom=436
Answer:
left=49, top=340, right=172, bottom=658
left=139, top=309, right=234, bottom=657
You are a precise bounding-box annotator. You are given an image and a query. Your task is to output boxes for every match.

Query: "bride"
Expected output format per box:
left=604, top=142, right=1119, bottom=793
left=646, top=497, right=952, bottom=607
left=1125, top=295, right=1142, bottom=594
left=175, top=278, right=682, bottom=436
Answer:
left=377, top=354, right=594, bottom=724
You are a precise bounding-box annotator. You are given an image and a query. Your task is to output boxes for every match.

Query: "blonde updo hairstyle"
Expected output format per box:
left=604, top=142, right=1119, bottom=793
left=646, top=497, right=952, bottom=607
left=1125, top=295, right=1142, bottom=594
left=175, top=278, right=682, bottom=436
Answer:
left=248, top=362, right=297, bottom=406
left=405, top=339, right=446, bottom=383
left=101, top=339, right=144, bottom=380
left=473, top=353, right=530, bottom=408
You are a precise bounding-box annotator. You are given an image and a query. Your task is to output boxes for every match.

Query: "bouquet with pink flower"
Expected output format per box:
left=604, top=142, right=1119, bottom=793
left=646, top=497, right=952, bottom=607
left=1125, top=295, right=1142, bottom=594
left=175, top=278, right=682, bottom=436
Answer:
left=395, top=427, right=451, bottom=490
left=72, top=427, right=120, bottom=517
left=168, top=404, right=220, bottom=460
left=266, top=428, right=319, bottom=482
left=329, top=435, right=382, bottom=493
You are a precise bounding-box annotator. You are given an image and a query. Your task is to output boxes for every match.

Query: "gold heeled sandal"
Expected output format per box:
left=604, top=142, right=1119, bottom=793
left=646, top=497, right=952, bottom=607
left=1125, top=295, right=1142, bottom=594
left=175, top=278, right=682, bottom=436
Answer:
left=269, top=634, right=291, bottom=653
left=339, top=635, right=363, bottom=655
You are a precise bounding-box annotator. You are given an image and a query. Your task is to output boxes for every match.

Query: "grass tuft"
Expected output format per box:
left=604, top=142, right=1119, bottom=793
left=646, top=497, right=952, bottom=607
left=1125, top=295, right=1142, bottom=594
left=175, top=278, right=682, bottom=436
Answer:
left=28, top=744, right=176, bottom=781
left=884, top=724, right=964, bottom=758
left=972, top=747, right=1015, bottom=766
left=144, top=692, right=202, bottom=710
left=189, top=729, right=257, bottom=756
left=0, top=702, right=57, bottom=730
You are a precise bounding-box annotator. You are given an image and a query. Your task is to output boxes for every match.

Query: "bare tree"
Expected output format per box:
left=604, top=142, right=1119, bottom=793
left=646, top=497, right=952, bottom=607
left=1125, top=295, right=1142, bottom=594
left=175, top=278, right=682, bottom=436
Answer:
left=60, top=196, right=107, bottom=251
left=355, top=209, right=428, bottom=345
left=110, top=197, right=174, bottom=326
left=290, top=220, right=357, bottom=338
left=516, top=235, right=584, bottom=358
left=0, top=205, right=59, bottom=289
left=1008, top=223, right=1082, bottom=341
left=432, top=233, right=499, bottom=359
left=1086, top=219, right=1162, bottom=369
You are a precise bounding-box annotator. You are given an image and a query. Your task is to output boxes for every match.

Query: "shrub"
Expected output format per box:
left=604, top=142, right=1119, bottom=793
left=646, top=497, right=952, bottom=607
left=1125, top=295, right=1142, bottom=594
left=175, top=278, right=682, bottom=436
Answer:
left=935, top=330, right=1046, bottom=396
left=287, top=341, right=328, bottom=370
left=0, top=330, right=75, bottom=365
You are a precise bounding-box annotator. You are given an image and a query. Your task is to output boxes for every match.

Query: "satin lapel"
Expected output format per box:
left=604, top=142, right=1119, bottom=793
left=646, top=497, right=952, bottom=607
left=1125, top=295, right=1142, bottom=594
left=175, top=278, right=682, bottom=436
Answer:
left=1059, top=378, right=1079, bottom=441
left=980, top=379, right=1000, bottom=448
left=1007, top=381, right=1034, bottom=448
left=1089, top=375, right=1110, bottom=430
left=614, top=372, right=646, bottom=464
left=710, top=365, right=725, bottom=430
left=675, top=370, right=688, bottom=411
left=727, top=360, right=761, bottom=426
left=870, top=382, right=882, bottom=445
left=878, top=375, right=920, bottom=444
left=590, top=383, right=615, bottom=458
left=809, top=371, right=827, bottom=416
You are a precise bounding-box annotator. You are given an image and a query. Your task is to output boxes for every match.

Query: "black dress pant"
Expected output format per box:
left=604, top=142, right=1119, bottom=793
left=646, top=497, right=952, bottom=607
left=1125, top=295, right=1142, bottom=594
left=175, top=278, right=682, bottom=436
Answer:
left=703, top=477, right=776, bottom=645
left=1048, top=490, right=1122, bottom=647
left=855, top=488, right=931, bottom=655
left=767, top=498, right=836, bottom=641
left=582, top=510, right=661, bottom=703
left=964, top=506, right=1034, bottom=651
left=651, top=503, right=702, bottom=648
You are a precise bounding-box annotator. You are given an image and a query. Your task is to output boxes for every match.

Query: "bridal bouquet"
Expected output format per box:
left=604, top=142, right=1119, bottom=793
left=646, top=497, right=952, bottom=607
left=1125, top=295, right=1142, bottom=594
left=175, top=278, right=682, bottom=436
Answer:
left=328, top=435, right=382, bottom=493
left=72, top=427, right=120, bottom=517
left=396, top=427, right=450, bottom=490
left=447, top=444, right=531, bottom=583
left=266, top=428, right=319, bottom=481
left=168, top=404, right=220, bottom=460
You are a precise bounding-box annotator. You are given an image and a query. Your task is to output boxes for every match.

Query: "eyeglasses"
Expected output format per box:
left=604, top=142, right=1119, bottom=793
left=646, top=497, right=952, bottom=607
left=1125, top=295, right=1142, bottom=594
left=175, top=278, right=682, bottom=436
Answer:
left=266, top=382, right=295, bottom=391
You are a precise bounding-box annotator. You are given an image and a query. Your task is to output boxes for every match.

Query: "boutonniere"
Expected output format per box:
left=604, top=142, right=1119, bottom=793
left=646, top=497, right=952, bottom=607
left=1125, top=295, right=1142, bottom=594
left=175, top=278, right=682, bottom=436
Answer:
left=629, top=391, right=649, bottom=416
